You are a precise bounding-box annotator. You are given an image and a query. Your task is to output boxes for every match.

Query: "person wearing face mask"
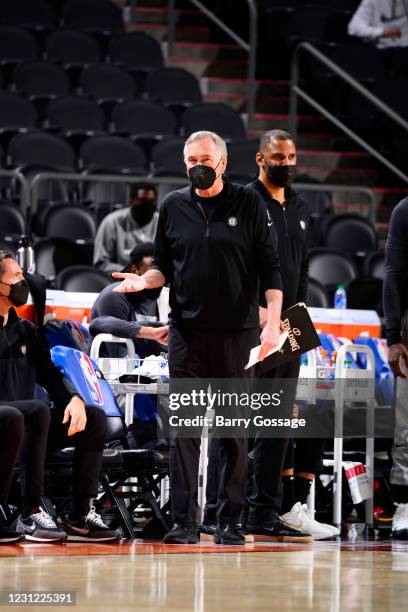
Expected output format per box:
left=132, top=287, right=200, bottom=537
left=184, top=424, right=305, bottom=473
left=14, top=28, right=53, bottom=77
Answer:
left=90, top=242, right=169, bottom=358
left=111, top=130, right=283, bottom=545
left=93, top=182, right=159, bottom=274
left=0, top=250, right=120, bottom=544
left=243, top=129, right=338, bottom=541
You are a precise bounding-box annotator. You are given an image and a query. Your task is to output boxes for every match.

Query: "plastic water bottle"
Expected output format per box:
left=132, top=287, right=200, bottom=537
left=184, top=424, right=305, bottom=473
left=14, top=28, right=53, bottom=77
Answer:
left=16, top=235, right=35, bottom=274
left=334, top=284, right=347, bottom=309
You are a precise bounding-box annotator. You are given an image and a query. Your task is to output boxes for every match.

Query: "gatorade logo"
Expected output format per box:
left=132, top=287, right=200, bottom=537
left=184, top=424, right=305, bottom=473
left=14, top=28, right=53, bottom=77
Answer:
left=74, top=351, right=104, bottom=406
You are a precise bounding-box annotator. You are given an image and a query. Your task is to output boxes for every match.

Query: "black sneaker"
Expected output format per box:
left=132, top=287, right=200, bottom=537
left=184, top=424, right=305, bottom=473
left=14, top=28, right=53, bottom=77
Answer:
left=163, top=523, right=199, bottom=544
left=63, top=506, right=120, bottom=542
left=246, top=513, right=313, bottom=543
left=16, top=508, right=67, bottom=542
left=200, top=522, right=216, bottom=541
left=0, top=522, right=24, bottom=544
left=214, top=524, right=246, bottom=546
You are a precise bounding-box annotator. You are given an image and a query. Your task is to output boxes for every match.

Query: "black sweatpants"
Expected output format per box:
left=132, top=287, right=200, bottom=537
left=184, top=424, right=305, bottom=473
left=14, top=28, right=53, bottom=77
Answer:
left=168, top=325, right=258, bottom=526
left=283, top=437, right=326, bottom=473
left=1, top=400, right=106, bottom=508
left=0, top=406, right=25, bottom=505
left=247, top=358, right=300, bottom=521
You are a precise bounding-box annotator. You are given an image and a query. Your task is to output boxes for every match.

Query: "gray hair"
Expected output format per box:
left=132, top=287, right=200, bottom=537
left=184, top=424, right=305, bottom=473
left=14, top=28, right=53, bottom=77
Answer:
left=183, top=131, right=228, bottom=160
left=259, top=129, right=294, bottom=152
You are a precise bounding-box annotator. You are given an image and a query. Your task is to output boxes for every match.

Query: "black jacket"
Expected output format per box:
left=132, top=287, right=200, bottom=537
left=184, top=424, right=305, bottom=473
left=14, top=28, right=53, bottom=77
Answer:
left=383, top=197, right=408, bottom=345
left=152, top=180, right=282, bottom=329
left=248, top=180, right=310, bottom=311
left=0, top=308, right=77, bottom=405
left=90, top=282, right=163, bottom=358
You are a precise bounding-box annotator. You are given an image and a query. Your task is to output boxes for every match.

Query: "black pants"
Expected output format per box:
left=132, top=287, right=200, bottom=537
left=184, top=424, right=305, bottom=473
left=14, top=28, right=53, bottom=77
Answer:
left=0, top=400, right=106, bottom=504
left=283, top=438, right=326, bottom=473
left=0, top=406, right=25, bottom=505
left=247, top=358, right=300, bottom=521
left=168, top=325, right=258, bottom=526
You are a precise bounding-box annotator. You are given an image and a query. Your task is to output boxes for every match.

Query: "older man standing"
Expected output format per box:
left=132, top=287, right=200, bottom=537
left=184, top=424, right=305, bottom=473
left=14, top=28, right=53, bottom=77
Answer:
left=113, top=130, right=283, bottom=545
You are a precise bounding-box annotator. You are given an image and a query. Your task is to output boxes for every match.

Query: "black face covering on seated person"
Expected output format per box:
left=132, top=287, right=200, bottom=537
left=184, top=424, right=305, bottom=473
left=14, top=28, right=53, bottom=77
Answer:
left=0, top=279, right=30, bottom=307
left=265, top=164, right=297, bottom=188
left=128, top=286, right=163, bottom=304
left=188, top=158, right=222, bottom=190
left=130, top=200, right=156, bottom=226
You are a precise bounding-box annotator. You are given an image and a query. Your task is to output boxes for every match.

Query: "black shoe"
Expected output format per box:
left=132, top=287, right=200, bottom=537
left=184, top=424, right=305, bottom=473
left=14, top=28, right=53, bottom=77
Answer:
left=214, top=524, right=246, bottom=546
left=200, top=523, right=216, bottom=536
left=163, top=524, right=199, bottom=544
left=0, top=522, right=24, bottom=544
left=246, top=513, right=313, bottom=543
left=16, top=508, right=67, bottom=543
left=63, top=507, right=120, bottom=542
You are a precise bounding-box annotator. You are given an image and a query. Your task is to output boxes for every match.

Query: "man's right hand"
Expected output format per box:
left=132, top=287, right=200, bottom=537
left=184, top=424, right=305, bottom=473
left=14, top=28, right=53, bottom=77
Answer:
left=112, top=272, right=147, bottom=293
left=383, top=26, right=401, bottom=38
left=138, top=325, right=169, bottom=345
left=388, top=343, right=408, bottom=378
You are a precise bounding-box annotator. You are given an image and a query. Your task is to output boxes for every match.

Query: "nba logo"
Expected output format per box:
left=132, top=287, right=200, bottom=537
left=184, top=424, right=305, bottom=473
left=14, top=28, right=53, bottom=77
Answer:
left=74, top=351, right=104, bottom=406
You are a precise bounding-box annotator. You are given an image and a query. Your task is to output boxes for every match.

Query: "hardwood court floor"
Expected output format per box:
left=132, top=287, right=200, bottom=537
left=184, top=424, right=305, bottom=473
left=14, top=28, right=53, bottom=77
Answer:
left=1, top=539, right=408, bottom=611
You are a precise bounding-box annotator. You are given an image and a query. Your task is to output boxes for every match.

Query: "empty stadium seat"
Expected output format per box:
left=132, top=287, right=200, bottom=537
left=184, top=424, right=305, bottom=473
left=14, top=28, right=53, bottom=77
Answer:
left=80, top=63, right=138, bottom=120
left=80, top=135, right=147, bottom=174
left=0, top=92, right=38, bottom=148
left=306, top=277, right=330, bottom=308
left=9, top=132, right=76, bottom=170
left=55, top=265, right=112, bottom=292
left=0, top=203, right=26, bottom=239
left=62, top=0, right=124, bottom=35
left=14, top=60, right=70, bottom=119
left=46, top=95, right=106, bottom=150
left=226, top=140, right=259, bottom=183
left=180, top=103, right=247, bottom=142
left=107, top=32, right=163, bottom=81
left=308, top=249, right=358, bottom=289
left=364, top=251, right=385, bottom=280
left=112, top=100, right=177, bottom=153
left=322, top=214, right=378, bottom=254
left=146, top=67, right=202, bottom=110
left=345, top=277, right=383, bottom=314
left=0, top=0, right=56, bottom=31
left=34, top=237, right=94, bottom=282
left=39, top=203, right=96, bottom=241
left=0, top=27, right=39, bottom=77
left=151, top=138, right=186, bottom=177
left=45, top=29, right=102, bottom=66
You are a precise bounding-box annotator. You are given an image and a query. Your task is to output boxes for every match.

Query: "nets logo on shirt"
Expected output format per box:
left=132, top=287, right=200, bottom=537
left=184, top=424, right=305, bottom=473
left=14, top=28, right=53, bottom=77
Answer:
left=74, top=351, right=104, bottom=407
left=227, top=216, right=238, bottom=227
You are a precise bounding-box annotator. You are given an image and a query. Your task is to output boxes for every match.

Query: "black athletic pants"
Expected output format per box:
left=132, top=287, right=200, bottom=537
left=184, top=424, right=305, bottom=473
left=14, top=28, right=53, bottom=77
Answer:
left=247, top=358, right=300, bottom=522
left=0, top=400, right=106, bottom=507
left=0, top=406, right=25, bottom=505
left=168, top=325, right=258, bottom=526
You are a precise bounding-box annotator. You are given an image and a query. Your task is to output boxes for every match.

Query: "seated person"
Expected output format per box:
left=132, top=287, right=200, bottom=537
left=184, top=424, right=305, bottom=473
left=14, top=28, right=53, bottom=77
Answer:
left=90, top=243, right=169, bottom=358
left=90, top=243, right=169, bottom=449
left=0, top=406, right=24, bottom=543
left=0, top=249, right=119, bottom=543
left=93, top=183, right=159, bottom=274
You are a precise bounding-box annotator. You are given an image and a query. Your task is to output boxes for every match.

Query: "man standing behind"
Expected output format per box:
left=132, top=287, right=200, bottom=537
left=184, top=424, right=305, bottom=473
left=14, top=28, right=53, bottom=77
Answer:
left=112, top=130, right=283, bottom=545
left=383, top=196, right=408, bottom=539
left=246, top=129, right=338, bottom=541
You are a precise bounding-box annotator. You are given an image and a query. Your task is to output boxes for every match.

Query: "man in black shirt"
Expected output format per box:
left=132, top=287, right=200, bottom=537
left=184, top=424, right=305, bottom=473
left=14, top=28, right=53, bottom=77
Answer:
left=112, top=130, right=283, bottom=545
left=383, top=196, right=408, bottom=539
left=245, top=129, right=338, bottom=540
left=0, top=250, right=118, bottom=543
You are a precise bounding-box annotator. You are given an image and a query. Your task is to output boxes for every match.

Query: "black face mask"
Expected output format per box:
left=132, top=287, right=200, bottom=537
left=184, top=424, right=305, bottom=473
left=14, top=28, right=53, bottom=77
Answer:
left=128, top=286, right=162, bottom=305
left=265, top=164, right=297, bottom=188
left=188, top=158, right=222, bottom=190
left=0, top=279, right=30, bottom=307
left=130, top=200, right=156, bottom=227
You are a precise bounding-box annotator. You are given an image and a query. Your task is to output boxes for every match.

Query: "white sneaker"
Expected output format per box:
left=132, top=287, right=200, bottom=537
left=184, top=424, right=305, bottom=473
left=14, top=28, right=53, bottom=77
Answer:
left=392, top=503, right=408, bottom=539
left=281, top=502, right=337, bottom=541
left=302, top=506, right=340, bottom=537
